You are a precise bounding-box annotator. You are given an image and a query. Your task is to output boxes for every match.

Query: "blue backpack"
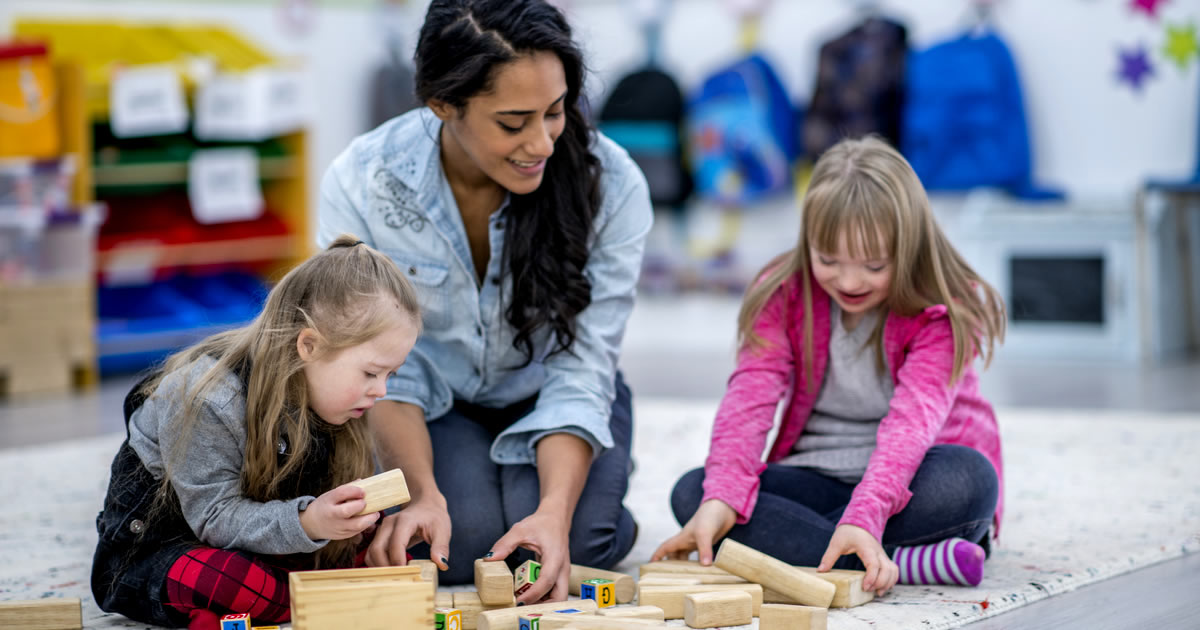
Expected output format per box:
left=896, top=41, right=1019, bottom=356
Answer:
left=902, top=30, right=1062, bottom=200
left=686, top=53, right=798, bottom=205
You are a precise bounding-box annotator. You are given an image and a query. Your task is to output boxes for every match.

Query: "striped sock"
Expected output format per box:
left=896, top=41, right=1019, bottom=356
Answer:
left=892, top=538, right=985, bottom=586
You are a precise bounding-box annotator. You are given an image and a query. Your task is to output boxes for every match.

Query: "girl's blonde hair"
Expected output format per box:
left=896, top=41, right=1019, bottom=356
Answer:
left=143, top=235, right=421, bottom=568
left=737, top=136, right=1005, bottom=389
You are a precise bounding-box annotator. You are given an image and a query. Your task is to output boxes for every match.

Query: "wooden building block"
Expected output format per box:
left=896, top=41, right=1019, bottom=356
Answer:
left=569, top=564, right=636, bottom=604
left=476, top=558, right=516, bottom=606
left=537, top=613, right=662, bottom=630
left=475, top=599, right=598, bottom=630
left=436, top=591, right=455, bottom=609
left=713, top=539, right=835, bottom=608
left=518, top=612, right=543, bottom=630
left=348, top=468, right=410, bottom=515
left=252, top=627, right=280, bottom=630
left=453, top=591, right=483, bottom=630
left=411, top=559, right=439, bottom=589
left=759, top=603, right=827, bottom=630
left=220, top=613, right=250, bottom=630
left=0, top=598, right=82, bottom=630
left=595, top=605, right=665, bottom=621
left=579, top=578, right=615, bottom=608
left=638, top=573, right=745, bottom=585
left=289, top=566, right=430, bottom=630
left=515, top=560, right=541, bottom=597
left=635, top=584, right=762, bottom=620
left=798, top=567, right=874, bottom=608
left=635, top=576, right=702, bottom=587
left=436, top=607, right=463, bottom=630
left=637, top=560, right=738, bottom=578
left=683, top=590, right=752, bottom=629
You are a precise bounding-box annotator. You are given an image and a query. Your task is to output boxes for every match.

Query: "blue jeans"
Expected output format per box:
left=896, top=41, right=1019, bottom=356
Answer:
left=412, top=374, right=637, bottom=584
left=670, top=445, right=998, bottom=569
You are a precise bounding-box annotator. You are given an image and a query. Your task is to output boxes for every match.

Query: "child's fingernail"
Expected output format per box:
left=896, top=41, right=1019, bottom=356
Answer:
left=517, top=602, right=525, bottom=607
left=441, top=556, right=449, bottom=565
left=484, top=551, right=493, bottom=558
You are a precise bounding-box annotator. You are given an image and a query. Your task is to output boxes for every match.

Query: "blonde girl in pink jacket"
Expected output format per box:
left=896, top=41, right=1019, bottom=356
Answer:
left=652, top=136, right=1007, bottom=597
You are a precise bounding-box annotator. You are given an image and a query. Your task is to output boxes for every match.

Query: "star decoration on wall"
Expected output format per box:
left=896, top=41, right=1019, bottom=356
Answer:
left=1163, top=22, right=1199, bottom=70
left=1130, top=0, right=1169, bottom=19
left=1117, top=44, right=1155, bottom=91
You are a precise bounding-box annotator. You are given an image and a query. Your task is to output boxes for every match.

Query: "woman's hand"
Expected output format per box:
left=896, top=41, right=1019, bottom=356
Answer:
left=818, top=524, right=898, bottom=596
left=486, top=508, right=571, bottom=605
left=650, top=499, right=738, bottom=565
left=364, top=493, right=452, bottom=569
left=300, top=483, right=380, bottom=541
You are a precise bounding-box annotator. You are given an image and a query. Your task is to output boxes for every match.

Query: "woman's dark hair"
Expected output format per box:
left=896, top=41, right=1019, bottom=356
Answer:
left=415, top=0, right=600, bottom=365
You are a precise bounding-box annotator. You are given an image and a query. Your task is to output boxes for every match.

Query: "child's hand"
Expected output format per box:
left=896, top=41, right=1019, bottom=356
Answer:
left=300, top=483, right=380, bottom=542
left=650, top=499, right=737, bottom=565
left=818, top=524, right=898, bottom=596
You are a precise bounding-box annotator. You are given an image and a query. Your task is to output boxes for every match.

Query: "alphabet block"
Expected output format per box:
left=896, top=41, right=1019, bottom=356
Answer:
left=436, top=607, right=463, bottom=630
left=579, top=578, right=615, bottom=608
left=475, top=599, right=598, bottom=630
left=220, top=613, right=250, bottom=630
left=568, top=564, right=636, bottom=603
left=515, top=559, right=542, bottom=597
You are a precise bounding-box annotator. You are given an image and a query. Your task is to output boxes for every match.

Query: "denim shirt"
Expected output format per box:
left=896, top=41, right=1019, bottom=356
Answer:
left=318, top=108, right=652, bottom=465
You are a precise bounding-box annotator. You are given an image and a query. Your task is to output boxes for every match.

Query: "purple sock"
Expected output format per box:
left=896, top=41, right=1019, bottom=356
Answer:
left=892, top=538, right=985, bottom=586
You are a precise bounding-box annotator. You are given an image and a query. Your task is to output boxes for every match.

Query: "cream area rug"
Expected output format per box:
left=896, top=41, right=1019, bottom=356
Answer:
left=1, top=401, right=1197, bottom=629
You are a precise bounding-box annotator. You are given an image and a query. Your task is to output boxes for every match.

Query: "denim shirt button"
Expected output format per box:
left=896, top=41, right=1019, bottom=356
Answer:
left=475, top=326, right=483, bottom=336
left=490, top=276, right=500, bottom=286
left=408, top=266, right=417, bottom=276
left=129, top=519, right=145, bottom=534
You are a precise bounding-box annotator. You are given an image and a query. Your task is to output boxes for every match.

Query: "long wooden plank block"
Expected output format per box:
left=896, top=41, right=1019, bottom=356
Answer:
left=713, top=539, right=835, bottom=608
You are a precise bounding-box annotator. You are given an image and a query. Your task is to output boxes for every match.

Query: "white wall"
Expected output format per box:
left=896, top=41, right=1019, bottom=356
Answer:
left=3, top=0, right=1195, bottom=212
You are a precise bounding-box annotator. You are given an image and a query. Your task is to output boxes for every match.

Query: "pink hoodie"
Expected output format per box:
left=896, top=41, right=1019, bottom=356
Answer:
left=701, top=274, right=1004, bottom=541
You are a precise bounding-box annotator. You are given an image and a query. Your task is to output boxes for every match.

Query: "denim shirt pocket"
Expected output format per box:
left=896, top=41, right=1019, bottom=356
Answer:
left=388, top=252, right=452, bottom=329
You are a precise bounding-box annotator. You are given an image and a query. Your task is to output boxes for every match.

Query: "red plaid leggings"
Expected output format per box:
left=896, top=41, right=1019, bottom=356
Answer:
left=164, top=548, right=293, bottom=624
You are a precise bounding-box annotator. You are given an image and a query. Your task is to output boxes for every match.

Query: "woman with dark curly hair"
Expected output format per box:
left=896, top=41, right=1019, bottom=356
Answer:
left=318, top=0, right=651, bottom=603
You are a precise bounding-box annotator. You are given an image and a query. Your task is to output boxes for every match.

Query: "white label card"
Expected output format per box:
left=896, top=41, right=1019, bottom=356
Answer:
left=188, top=148, right=264, bottom=225
left=109, top=65, right=189, bottom=138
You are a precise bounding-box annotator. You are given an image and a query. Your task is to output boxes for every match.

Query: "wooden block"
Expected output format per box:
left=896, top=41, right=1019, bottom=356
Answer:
left=453, top=591, right=483, bottom=630
left=412, top=559, right=439, bottom=590
left=569, top=564, right=636, bottom=604
left=683, top=590, right=752, bottom=629
left=436, top=607, right=464, bottom=630
left=348, top=468, right=410, bottom=515
left=713, top=539, right=835, bottom=608
left=515, top=559, right=542, bottom=597
left=759, top=603, right=827, bottom=630
left=436, top=591, right=455, bottom=609
left=798, top=567, right=874, bottom=608
left=0, top=598, right=82, bottom=630
left=289, top=566, right=430, bottom=630
left=635, top=584, right=762, bottom=620
left=220, top=613, right=250, bottom=630
left=635, top=576, right=702, bottom=587
left=638, top=572, right=745, bottom=585
left=537, top=613, right=662, bottom=630
left=595, top=605, right=665, bottom=621
left=637, top=560, right=738, bottom=578
left=518, top=612, right=544, bottom=630
left=579, top=578, right=615, bottom=608
left=252, top=627, right=280, bottom=630
left=475, top=558, right=516, bottom=606
left=475, top=599, right=598, bottom=630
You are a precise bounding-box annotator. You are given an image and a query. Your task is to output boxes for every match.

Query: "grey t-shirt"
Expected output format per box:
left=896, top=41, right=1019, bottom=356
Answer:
left=779, top=304, right=894, bottom=483
left=127, top=355, right=326, bottom=555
